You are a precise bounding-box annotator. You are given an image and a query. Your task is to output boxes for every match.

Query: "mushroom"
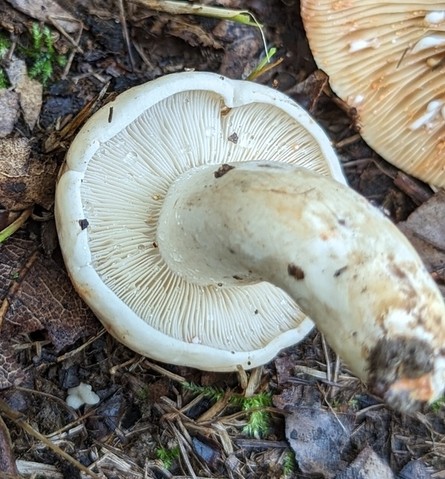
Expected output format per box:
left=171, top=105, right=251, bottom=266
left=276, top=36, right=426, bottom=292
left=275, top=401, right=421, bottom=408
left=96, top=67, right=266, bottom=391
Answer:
left=300, top=1, right=445, bottom=187
left=56, top=72, right=445, bottom=412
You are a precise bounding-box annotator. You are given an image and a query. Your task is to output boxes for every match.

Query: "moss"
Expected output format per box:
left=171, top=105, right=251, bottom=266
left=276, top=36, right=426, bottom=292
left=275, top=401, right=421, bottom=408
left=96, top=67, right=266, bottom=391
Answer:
left=156, top=445, right=180, bottom=470
left=183, top=382, right=273, bottom=438
left=20, top=23, right=67, bottom=85
left=0, top=33, right=11, bottom=88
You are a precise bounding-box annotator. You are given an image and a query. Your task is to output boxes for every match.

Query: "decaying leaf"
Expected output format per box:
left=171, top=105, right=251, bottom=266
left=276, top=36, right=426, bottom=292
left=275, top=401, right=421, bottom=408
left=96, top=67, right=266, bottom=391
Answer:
left=165, top=18, right=223, bottom=49
left=336, top=446, right=394, bottom=479
left=285, top=406, right=355, bottom=478
left=0, top=235, right=100, bottom=388
left=402, top=190, right=445, bottom=252
left=0, top=407, right=18, bottom=477
left=5, top=56, right=43, bottom=131
left=292, top=70, right=330, bottom=113
left=0, top=90, right=20, bottom=138
left=212, top=21, right=262, bottom=79
left=0, top=339, right=24, bottom=389
left=0, top=137, right=57, bottom=210
left=6, top=0, right=80, bottom=33
left=398, top=191, right=445, bottom=294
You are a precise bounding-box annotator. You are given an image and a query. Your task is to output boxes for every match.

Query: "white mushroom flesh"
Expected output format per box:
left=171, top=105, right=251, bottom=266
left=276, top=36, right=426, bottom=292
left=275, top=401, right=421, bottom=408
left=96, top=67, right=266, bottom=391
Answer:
left=56, top=72, right=445, bottom=412
left=80, top=93, right=329, bottom=354
left=158, top=162, right=445, bottom=411
left=56, top=72, right=344, bottom=372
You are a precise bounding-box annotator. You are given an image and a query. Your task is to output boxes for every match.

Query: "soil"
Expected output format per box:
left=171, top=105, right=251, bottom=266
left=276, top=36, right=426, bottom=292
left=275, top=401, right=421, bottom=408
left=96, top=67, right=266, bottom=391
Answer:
left=0, top=1, right=444, bottom=478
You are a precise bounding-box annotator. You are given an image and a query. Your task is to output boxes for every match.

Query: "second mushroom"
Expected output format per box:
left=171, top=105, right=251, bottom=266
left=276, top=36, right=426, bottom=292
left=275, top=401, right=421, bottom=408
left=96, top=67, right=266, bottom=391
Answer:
left=301, top=1, right=445, bottom=187
left=56, top=72, right=445, bottom=413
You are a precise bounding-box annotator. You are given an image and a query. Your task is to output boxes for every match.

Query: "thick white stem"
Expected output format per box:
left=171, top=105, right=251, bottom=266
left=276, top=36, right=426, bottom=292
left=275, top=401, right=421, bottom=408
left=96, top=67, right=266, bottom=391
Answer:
left=158, top=162, right=445, bottom=411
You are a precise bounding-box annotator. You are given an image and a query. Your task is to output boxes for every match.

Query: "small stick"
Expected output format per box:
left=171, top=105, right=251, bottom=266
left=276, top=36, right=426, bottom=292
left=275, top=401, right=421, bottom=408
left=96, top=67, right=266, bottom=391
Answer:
left=0, top=208, right=32, bottom=243
left=0, top=398, right=101, bottom=479
left=129, top=0, right=261, bottom=26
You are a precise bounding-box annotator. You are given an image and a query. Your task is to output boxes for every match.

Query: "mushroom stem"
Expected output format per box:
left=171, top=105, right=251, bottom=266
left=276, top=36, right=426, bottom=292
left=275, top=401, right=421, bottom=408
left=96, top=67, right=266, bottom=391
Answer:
left=158, top=161, right=445, bottom=411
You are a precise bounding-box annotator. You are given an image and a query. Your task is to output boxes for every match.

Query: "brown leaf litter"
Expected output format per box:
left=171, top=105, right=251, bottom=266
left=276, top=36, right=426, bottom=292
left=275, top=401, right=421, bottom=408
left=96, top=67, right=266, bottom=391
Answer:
left=5, top=56, right=43, bottom=132
left=0, top=138, right=56, bottom=210
left=0, top=235, right=100, bottom=387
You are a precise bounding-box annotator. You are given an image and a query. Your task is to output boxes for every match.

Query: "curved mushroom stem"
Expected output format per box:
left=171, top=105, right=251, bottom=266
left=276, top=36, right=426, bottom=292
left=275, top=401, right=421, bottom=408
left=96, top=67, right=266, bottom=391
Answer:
left=158, top=161, right=445, bottom=412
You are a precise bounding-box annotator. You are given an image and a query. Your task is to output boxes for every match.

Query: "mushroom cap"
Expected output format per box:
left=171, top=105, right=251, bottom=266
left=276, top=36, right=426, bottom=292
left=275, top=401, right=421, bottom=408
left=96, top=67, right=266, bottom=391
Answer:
left=301, top=1, right=445, bottom=186
left=55, top=71, right=346, bottom=371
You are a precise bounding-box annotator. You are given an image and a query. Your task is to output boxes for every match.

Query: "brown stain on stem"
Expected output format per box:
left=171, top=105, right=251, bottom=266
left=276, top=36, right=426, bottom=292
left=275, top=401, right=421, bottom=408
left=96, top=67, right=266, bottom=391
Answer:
left=288, top=263, right=305, bottom=280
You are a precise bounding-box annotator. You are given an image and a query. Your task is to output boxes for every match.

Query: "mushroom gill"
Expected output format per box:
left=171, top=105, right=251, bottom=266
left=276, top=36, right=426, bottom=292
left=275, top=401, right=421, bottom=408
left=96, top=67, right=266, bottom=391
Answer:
left=301, top=1, right=445, bottom=186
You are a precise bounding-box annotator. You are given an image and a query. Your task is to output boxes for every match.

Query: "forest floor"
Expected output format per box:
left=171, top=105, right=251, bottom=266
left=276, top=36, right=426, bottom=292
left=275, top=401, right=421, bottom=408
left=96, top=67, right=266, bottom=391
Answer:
left=0, top=1, right=444, bottom=478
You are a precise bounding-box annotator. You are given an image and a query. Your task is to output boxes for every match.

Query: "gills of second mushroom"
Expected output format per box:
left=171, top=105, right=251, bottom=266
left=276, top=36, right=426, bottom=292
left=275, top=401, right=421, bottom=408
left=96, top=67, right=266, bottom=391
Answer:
left=157, top=161, right=445, bottom=412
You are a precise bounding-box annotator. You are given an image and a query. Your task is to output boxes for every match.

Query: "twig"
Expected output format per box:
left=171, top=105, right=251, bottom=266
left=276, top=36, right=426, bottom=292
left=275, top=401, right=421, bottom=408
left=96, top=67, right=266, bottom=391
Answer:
left=168, top=422, right=197, bottom=479
left=14, top=386, right=79, bottom=420
left=319, top=388, right=349, bottom=436
left=57, top=329, right=107, bottom=362
left=0, top=398, right=101, bottom=479
left=142, top=359, right=186, bottom=383
left=118, top=0, right=135, bottom=71
left=244, top=366, right=263, bottom=398
left=0, top=208, right=32, bottom=243
left=129, top=0, right=261, bottom=27
left=321, top=334, right=332, bottom=383
left=0, top=414, right=18, bottom=476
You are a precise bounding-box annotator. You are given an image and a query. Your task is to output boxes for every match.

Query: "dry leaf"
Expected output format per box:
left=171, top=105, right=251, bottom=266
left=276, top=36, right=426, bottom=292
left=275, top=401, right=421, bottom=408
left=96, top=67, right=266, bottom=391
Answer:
left=0, top=137, right=57, bottom=210
left=0, top=339, right=24, bottom=389
left=213, top=22, right=261, bottom=78
left=166, top=18, right=223, bottom=49
left=0, top=235, right=100, bottom=388
left=0, top=90, right=19, bottom=138
left=0, top=405, right=19, bottom=478
left=5, top=56, right=43, bottom=131
left=6, top=0, right=80, bottom=33
left=292, top=70, right=330, bottom=112
left=285, top=406, right=355, bottom=478
left=403, top=190, right=445, bottom=251
left=0, top=236, right=100, bottom=349
left=398, top=191, right=445, bottom=295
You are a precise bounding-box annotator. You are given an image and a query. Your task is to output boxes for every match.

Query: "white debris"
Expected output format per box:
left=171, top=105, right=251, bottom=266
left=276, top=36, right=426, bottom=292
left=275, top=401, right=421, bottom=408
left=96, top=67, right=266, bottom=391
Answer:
left=66, top=382, right=100, bottom=409
left=349, top=38, right=380, bottom=52
left=425, top=11, right=445, bottom=25
left=412, top=34, right=445, bottom=53
left=351, top=94, right=365, bottom=106
left=409, top=100, right=444, bottom=131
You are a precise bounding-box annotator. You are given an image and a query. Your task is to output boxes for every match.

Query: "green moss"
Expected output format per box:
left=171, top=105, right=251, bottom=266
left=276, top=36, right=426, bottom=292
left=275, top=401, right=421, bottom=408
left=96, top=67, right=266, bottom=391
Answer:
left=0, top=34, right=10, bottom=57
left=183, top=382, right=273, bottom=438
left=134, top=384, right=150, bottom=402
left=20, top=23, right=67, bottom=85
left=0, top=68, right=8, bottom=89
left=233, top=392, right=273, bottom=438
left=182, top=381, right=225, bottom=402
left=0, top=33, right=11, bottom=89
left=156, top=445, right=180, bottom=470
left=430, top=396, right=445, bottom=413
left=282, top=450, right=296, bottom=478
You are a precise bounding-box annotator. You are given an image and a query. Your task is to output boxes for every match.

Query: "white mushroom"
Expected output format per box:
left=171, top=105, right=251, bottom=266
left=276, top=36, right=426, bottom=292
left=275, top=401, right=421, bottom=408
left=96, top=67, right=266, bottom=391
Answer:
left=300, top=1, right=445, bottom=187
left=56, top=72, right=445, bottom=412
